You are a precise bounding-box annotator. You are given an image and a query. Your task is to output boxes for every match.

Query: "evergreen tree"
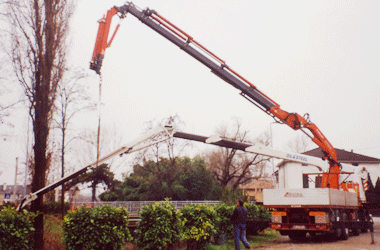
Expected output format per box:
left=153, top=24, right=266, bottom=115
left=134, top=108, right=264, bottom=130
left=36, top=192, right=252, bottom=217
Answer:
left=99, top=156, right=219, bottom=201
left=365, top=173, right=376, bottom=202
left=373, top=177, right=380, bottom=202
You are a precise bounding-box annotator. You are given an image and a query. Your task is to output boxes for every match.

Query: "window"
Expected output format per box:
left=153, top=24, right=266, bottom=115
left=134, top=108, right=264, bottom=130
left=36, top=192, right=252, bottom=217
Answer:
left=303, top=174, right=309, bottom=188
left=315, top=176, right=323, bottom=188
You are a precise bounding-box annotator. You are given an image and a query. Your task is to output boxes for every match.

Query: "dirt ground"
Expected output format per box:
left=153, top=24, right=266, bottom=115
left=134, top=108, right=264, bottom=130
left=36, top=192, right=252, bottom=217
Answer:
left=258, top=217, right=380, bottom=250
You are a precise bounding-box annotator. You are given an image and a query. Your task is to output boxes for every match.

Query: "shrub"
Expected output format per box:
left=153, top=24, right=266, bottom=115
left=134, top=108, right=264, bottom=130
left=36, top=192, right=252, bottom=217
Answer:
left=256, top=204, right=271, bottom=221
left=245, top=203, right=271, bottom=221
left=213, top=203, right=234, bottom=235
left=0, top=206, right=37, bottom=250
left=181, top=204, right=218, bottom=250
left=134, top=199, right=182, bottom=250
left=62, top=205, right=132, bottom=250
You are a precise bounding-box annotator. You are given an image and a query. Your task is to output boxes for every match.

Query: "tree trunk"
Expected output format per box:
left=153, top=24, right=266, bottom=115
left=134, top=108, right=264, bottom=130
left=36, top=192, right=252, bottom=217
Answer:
left=61, top=126, right=66, bottom=219
left=31, top=94, right=49, bottom=250
left=92, top=182, right=97, bottom=203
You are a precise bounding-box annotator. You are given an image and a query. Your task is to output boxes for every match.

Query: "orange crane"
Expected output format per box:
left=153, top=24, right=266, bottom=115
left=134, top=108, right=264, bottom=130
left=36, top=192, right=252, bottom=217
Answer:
left=90, top=2, right=341, bottom=190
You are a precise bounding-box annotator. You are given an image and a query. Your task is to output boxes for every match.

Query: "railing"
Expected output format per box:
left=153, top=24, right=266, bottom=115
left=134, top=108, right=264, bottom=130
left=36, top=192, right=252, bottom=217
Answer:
left=70, top=200, right=221, bottom=216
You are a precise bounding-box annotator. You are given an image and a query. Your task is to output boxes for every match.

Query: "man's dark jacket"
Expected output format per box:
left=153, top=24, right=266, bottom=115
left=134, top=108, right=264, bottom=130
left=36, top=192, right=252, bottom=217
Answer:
left=230, top=206, right=248, bottom=225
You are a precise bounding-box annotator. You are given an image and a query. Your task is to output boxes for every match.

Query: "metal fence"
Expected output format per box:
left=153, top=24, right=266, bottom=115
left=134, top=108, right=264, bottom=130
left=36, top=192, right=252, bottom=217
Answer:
left=70, top=200, right=221, bottom=216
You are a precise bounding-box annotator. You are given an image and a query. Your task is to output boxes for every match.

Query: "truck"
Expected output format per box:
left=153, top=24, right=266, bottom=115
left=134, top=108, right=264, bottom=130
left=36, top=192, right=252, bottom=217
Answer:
left=88, top=2, right=374, bottom=241
left=171, top=131, right=374, bottom=240
left=264, top=164, right=373, bottom=240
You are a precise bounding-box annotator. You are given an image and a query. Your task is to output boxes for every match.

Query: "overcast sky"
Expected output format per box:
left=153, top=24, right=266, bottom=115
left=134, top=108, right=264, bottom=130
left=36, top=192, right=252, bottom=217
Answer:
left=1, top=0, right=380, bottom=185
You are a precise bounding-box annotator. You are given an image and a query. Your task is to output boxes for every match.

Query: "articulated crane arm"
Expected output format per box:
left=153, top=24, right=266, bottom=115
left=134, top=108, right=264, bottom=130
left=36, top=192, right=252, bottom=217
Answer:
left=17, top=124, right=175, bottom=211
left=90, top=3, right=341, bottom=189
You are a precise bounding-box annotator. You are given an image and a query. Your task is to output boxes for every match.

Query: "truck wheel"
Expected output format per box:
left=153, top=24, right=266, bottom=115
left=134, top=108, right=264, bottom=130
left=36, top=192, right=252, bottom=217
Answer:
left=352, top=226, right=360, bottom=236
left=288, top=231, right=307, bottom=241
left=340, top=227, right=349, bottom=240
left=309, top=231, right=318, bottom=242
left=279, top=230, right=288, bottom=236
left=334, top=227, right=342, bottom=239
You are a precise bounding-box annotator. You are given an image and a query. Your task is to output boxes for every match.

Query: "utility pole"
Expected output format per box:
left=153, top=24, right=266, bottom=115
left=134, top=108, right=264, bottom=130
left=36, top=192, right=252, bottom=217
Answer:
left=96, top=76, right=102, bottom=168
left=24, top=113, right=30, bottom=197
left=13, top=157, right=18, bottom=202
left=61, top=139, right=65, bottom=218
left=94, top=75, right=102, bottom=204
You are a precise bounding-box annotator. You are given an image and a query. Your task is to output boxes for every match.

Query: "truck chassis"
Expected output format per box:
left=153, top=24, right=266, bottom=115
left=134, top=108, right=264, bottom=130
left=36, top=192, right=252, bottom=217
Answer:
left=267, top=205, right=373, bottom=240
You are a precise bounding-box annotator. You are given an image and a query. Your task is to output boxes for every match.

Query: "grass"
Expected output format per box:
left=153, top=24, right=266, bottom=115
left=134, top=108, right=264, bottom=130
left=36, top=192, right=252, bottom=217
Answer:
left=180, top=229, right=280, bottom=250
left=44, top=214, right=65, bottom=250
left=206, top=229, right=280, bottom=250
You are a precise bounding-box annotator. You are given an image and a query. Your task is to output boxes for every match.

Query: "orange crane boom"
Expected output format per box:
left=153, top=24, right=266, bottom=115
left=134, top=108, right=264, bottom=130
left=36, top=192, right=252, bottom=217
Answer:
left=90, top=3, right=341, bottom=189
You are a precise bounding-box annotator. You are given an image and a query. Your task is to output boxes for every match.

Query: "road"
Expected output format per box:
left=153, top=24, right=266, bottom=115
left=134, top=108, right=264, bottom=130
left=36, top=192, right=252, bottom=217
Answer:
left=258, top=217, right=380, bottom=250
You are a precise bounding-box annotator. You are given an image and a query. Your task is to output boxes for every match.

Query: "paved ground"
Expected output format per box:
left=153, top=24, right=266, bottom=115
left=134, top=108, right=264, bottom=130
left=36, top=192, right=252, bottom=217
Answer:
left=257, top=217, right=380, bottom=250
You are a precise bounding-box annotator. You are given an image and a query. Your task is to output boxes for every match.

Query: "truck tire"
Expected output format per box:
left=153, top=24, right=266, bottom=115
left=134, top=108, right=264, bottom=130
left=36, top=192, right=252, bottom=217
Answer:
left=352, top=226, right=360, bottom=236
left=288, top=231, right=307, bottom=241
left=340, top=227, right=349, bottom=240
left=334, top=228, right=342, bottom=239
left=309, top=231, right=319, bottom=242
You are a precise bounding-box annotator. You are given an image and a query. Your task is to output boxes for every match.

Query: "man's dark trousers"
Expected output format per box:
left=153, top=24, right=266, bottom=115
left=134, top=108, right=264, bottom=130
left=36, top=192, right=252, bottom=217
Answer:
left=233, top=223, right=250, bottom=250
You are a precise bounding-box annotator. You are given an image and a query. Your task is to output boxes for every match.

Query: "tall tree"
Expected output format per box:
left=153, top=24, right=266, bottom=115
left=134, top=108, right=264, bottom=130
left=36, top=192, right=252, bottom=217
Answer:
left=5, top=0, right=75, bottom=248
left=0, top=37, right=24, bottom=137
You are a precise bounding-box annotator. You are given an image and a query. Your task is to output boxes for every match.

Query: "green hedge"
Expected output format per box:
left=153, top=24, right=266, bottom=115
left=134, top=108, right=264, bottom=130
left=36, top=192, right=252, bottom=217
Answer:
left=214, top=203, right=234, bottom=236
left=134, top=199, right=182, bottom=250
left=0, top=206, right=37, bottom=250
left=62, top=205, right=132, bottom=250
left=181, top=204, right=218, bottom=250
left=60, top=201, right=271, bottom=249
left=245, top=203, right=271, bottom=221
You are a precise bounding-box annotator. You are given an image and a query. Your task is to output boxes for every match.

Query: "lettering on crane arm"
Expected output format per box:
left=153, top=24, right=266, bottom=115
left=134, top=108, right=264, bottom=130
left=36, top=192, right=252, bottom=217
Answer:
left=286, top=154, right=308, bottom=162
left=284, top=192, right=304, bottom=198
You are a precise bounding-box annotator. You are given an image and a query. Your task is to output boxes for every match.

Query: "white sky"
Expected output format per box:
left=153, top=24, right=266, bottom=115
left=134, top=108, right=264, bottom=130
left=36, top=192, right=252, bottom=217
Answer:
left=1, top=0, right=380, bottom=186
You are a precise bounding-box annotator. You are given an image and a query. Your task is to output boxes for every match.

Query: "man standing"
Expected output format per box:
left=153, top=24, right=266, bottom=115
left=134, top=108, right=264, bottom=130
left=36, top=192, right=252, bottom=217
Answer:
left=231, top=199, right=251, bottom=250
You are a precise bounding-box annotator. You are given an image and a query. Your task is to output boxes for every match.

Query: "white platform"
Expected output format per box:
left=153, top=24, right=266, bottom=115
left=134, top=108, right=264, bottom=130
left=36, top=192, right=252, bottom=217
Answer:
left=263, top=188, right=358, bottom=207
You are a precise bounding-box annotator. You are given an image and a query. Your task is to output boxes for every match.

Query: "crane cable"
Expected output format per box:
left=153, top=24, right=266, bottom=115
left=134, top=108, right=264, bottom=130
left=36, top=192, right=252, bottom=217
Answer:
left=96, top=75, right=102, bottom=168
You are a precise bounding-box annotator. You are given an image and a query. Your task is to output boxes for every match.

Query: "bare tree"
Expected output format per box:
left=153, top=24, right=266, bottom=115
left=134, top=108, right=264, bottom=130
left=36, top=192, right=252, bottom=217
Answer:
left=72, top=124, right=127, bottom=202
left=285, top=133, right=313, bottom=153
left=0, top=36, right=25, bottom=136
left=53, top=68, right=94, bottom=218
left=4, top=0, right=75, bottom=248
left=133, top=115, right=189, bottom=166
left=203, top=118, right=271, bottom=189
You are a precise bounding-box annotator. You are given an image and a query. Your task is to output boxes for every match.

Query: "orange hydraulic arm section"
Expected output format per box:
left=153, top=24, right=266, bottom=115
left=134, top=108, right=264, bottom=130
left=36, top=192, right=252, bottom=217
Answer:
left=90, top=3, right=341, bottom=189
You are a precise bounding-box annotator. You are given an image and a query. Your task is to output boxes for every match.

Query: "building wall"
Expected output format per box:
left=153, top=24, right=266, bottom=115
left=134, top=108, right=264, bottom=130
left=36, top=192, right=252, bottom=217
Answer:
left=0, top=185, right=29, bottom=205
left=240, top=180, right=274, bottom=203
